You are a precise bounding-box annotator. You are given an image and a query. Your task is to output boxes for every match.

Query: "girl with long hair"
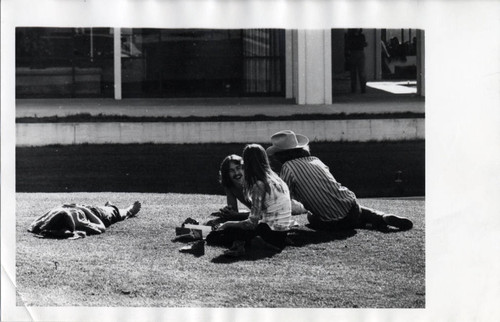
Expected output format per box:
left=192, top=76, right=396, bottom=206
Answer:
left=216, top=144, right=293, bottom=257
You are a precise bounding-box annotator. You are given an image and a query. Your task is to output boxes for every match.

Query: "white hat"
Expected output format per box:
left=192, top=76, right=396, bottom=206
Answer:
left=266, top=130, right=309, bottom=156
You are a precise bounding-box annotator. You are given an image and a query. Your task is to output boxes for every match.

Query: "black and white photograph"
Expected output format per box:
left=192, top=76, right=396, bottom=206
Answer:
left=14, top=25, right=426, bottom=306
left=2, top=1, right=500, bottom=322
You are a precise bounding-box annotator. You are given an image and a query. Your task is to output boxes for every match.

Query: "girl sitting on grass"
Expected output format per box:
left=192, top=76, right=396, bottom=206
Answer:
left=208, top=153, right=308, bottom=227
left=215, top=144, right=294, bottom=257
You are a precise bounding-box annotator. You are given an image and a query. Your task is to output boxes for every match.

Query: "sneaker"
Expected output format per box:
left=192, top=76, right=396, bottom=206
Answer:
left=209, top=211, right=223, bottom=217
left=383, top=214, right=413, bottom=230
left=204, top=217, right=225, bottom=228
left=179, top=240, right=205, bottom=257
left=182, top=217, right=199, bottom=226
left=172, top=229, right=203, bottom=242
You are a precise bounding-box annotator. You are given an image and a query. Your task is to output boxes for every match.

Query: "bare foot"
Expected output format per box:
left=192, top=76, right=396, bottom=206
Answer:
left=126, top=201, right=141, bottom=218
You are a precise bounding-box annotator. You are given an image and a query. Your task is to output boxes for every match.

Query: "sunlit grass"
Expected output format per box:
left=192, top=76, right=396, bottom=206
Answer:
left=17, top=192, right=425, bottom=308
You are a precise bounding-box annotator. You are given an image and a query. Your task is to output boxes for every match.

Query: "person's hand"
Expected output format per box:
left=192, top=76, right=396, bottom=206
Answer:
left=291, top=199, right=307, bottom=215
left=216, top=222, right=227, bottom=231
left=219, top=206, right=239, bottom=218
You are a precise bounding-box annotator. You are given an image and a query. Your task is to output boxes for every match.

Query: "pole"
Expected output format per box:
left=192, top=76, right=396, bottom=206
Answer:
left=113, top=27, right=122, bottom=100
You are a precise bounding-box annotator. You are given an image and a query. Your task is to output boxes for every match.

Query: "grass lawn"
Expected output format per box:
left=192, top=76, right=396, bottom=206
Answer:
left=16, top=192, right=425, bottom=308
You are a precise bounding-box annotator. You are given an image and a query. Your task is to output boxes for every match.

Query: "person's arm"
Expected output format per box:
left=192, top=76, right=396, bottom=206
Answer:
left=381, top=41, right=391, bottom=58
left=28, top=210, right=53, bottom=233
left=226, top=187, right=239, bottom=211
left=291, top=199, right=307, bottom=215
left=217, top=182, right=264, bottom=231
left=219, top=209, right=249, bottom=221
left=218, top=187, right=250, bottom=220
left=73, top=206, right=106, bottom=233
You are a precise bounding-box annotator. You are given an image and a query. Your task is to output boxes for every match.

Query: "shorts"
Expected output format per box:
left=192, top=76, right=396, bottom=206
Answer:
left=87, top=205, right=121, bottom=227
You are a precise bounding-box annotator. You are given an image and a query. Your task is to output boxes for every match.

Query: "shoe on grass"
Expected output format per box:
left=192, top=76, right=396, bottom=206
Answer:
left=182, top=217, right=199, bottom=226
left=172, top=229, right=203, bottom=242
left=383, top=214, right=413, bottom=230
left=179, top=240, right=205, bottom=257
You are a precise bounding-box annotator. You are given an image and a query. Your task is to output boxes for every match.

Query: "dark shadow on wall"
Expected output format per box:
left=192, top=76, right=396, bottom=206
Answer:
left=16, top=141, right=425, bottom=198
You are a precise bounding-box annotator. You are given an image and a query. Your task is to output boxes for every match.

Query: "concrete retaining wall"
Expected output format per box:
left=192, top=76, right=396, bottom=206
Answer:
left=16, top=119, right=424, bottom=146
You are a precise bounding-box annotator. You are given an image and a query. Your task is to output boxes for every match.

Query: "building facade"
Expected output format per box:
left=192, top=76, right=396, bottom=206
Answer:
left=16, top=28, right=425, bottom=103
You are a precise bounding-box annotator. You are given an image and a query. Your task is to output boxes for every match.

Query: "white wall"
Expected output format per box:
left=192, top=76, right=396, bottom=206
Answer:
left=17, top=119, right=425, bottom=146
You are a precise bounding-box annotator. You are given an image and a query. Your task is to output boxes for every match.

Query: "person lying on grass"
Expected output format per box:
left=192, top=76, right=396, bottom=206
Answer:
left=28, top=201, right=141, bottom=239
left=266, top=130, right=413, bottom=232
left=215, top=144, right=294, bottom=257
left=207, top=154, right=308, bottom=227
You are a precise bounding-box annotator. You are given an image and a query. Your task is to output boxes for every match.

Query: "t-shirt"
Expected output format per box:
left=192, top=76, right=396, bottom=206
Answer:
left=248, top=175, right=292, bottom=231
left=280, top=156, right=356, bottom=221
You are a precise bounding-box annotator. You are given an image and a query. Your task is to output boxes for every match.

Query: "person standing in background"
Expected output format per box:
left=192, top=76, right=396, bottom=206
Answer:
left=345, top=29, right=368, bottom=93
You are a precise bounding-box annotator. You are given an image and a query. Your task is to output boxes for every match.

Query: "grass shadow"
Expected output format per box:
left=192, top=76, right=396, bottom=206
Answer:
left=211, top=248, right=281, bottom=264
left=286, top=224, right=407, bottom=247
left=285, top=226, right=357, bottom=247
left=375, top=227, right=407, bottom=234
left=209, top=225, right=359, bottom=263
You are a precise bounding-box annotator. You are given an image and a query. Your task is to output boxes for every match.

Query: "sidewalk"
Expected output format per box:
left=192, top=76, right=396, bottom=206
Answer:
left=16, top=92, right=425, bottom=119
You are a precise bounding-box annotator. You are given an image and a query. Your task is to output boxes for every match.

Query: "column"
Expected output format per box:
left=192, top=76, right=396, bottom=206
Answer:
left=293, top=29, right=332, bottom=105
left=113, top=28, right=122, bottom=100
left=416, top=29, right=425, bottom=97
left=285, top=30, right=294, bottom=99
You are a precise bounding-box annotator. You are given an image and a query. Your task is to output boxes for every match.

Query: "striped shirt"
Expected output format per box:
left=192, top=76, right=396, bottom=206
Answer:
left=280, top=156, right=356, bottom=221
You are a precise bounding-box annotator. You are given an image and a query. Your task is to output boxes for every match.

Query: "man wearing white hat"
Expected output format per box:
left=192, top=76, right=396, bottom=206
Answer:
left=266, top=130, right=413, bottom=231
